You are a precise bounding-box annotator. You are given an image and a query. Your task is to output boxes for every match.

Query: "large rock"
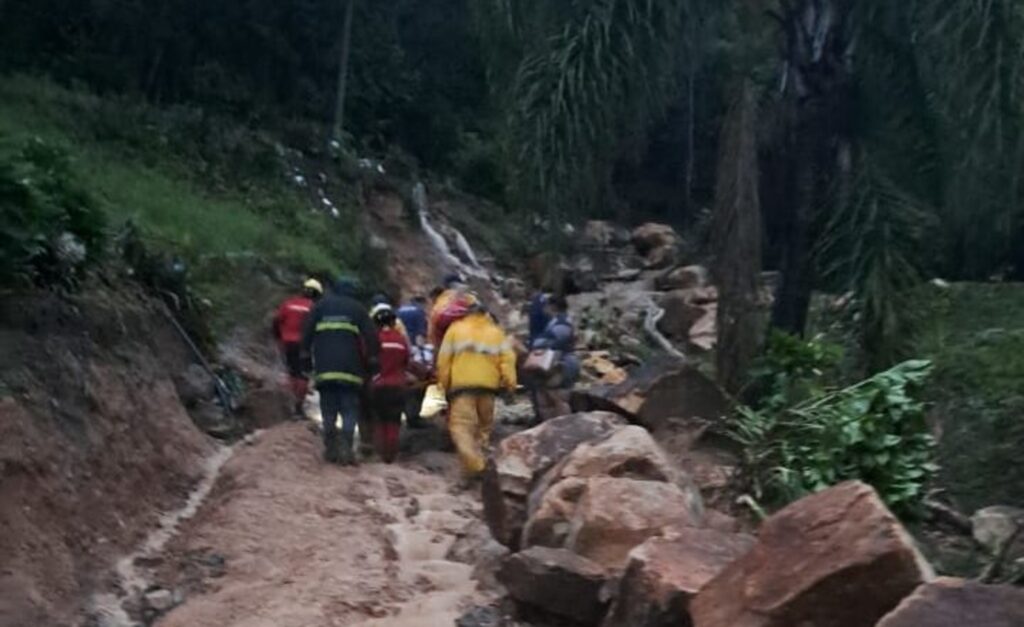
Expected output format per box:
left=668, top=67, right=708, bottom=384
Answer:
left=877, top=578, right=1024, bottom=627
left=655, top=265, right=708, bottom=292
left=571, top=362, right=730, bottom=431
left=523, top=426, right=703, bottom=549
left=656, top=293, right=707, bottom=340
left=632, top=223, right=681, bottom=270
left=482, top=412, right=627, bottom=549
left=971, top=506, right=1024, bottom=560
left=632, top=223, right=680, bottom=255
left=690, top=481, right=934, bottom=627
left=497, top=546, right=610, bottom=625
left=603, top=527, right=756, bottom=627
left=566, top=477, right=705, bottom=571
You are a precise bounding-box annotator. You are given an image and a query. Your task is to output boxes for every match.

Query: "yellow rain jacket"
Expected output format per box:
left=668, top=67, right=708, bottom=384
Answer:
left=437, top=312, right=517, bottom=396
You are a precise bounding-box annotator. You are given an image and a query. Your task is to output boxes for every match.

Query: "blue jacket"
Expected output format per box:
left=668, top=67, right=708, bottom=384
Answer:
left=528, top=293, right=551, bottom=344
left=533, top=315, right=575, bottom=352
left=397, top=303, right=428, bottom=342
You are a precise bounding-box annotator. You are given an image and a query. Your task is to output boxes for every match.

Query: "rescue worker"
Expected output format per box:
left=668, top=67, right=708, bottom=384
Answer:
left=437, top=304, right=517, bottom=477
left=273, top=278, right=323, bottom=416
left=372, top=293, right=409, bottom=339
left=527, top=291, right=551, bottom=346
left=527, top=295, right=579, bottom=423
left=398, top=295, right=431, bottom=428
left=428, top=274, right=478, bottom=347
left=302, top=278, right=379, bottom=465
left=397, top=296, right=429, bottom=346
left=369, top=303, right=410, bottom=463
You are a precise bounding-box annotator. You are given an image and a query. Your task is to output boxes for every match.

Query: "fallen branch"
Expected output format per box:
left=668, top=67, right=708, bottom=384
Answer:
left=643, top=298, right=687, bottom=363
left=979, top=526, right=1023, bottom=584
left=924, top=498, right=973, bottom=535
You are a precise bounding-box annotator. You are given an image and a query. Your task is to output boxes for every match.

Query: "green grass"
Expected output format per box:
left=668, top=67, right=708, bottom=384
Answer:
left=913, top=282, right=1024, bottom=510
left=0, top=75, right=365, bottom=329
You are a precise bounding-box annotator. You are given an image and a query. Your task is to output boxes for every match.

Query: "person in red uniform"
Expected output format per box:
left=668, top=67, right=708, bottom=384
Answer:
left=369, top=303, right=410, bottom=463
left=273, top=278, right=324, bottom=416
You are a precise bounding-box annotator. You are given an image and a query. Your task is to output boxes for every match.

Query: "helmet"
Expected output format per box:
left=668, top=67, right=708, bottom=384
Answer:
left=303, top=278, right=324, bottom=295
left=370, top=303, right=396, bottom=327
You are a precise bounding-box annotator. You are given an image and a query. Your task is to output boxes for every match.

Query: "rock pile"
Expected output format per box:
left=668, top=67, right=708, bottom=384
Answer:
left=483, top=416, right=1019, bottom=627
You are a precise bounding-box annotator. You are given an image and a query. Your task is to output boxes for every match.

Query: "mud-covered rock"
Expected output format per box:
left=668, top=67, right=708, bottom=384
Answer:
left=566, top=477, right=705, bottom=571
left=497, top=547, right=610, bottom=625
left=571, top=363, right=730, bottom=431
left=632, top=224, right=681, bottom=270
left=603, top=527, right=755, bottom=627
left=656, top=293, right=706, bottom=340
left=632, top=223, right=680, bottom=256
left=690, top=481, right=934, bottom=627
left=655, top=265, right=708, bottom=292
left=483, top=412, right=627, bottom=548
left=971, top=506, right=1024, bottom=560
left=877, top=578, right=1024, bottom=627
left=523, top=427, right=703, bottom=551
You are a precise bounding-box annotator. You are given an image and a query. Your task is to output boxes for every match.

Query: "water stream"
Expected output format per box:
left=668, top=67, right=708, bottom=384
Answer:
left=87, top=444, right=236, bottom=627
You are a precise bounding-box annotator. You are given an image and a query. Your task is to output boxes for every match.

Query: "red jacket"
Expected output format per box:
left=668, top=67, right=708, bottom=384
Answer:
left=373, top=327, right=410, bottom=389
left=273, top=296, right=314, bottom=344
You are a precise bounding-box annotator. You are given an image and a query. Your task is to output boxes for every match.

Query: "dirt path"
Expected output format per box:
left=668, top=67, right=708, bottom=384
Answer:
left=150, top=423, right=496, bottom=627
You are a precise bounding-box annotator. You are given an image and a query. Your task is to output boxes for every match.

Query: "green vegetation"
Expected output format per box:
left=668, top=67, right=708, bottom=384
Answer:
left=0, top=136, right=105, bottom=286
left=0, top=77, right=366, bottom=327
left=731, top=333, right=937, bottom=515
left=914, top=283, right=1024, bottom=510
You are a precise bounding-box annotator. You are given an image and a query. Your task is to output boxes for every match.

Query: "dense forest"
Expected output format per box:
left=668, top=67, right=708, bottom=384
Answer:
left=5, top=1, right=1022, bottom=339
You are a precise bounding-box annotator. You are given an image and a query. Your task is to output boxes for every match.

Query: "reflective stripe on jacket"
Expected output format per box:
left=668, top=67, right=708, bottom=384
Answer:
left=437, top=312, right=517, bottom=396
left=302, top=292, right=379, bottom=387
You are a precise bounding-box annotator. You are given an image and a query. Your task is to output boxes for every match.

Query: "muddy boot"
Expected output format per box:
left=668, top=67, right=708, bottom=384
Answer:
left=323, top=437, right=340, bottom=464
left=337, top=435, right=357, bottom=467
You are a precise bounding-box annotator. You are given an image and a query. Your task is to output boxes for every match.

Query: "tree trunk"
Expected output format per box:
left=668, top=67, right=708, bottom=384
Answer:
left=713, top=81, right=763, bottom=393
left=332, top=0, right=356, bottom=145
left=768, top=0, right=855, bottom=336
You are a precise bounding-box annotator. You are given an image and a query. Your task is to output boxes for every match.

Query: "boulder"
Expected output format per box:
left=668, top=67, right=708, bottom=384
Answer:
left=567, top=477, right=706, bottom=571
left=583, top=220, right=617, bottom=247
left=688, top=304, right=717, bottom=352
left=571, top=363, right=730, bottom=431
left=690, top=481, right=934, bottom=627
left=482, top=412, right=627, bottom=549
left=523, top=427, right=703, bottom=549
left=645, top=245, right=678, bottom=270
left=497, top=546, right=610, bottom=625
left=603, top=527, right=756, bottom=627
left=971, top=506, right=1024, bottom=559
left=877, top=578, right=1024, bottom=627
left=656, top=293, right=707, bottom=340
left=522, top=477, right=589, bottom=550
left=655, top=265, right=708, bottom=292
left=632, top=223, right=680, bottom=255
left=632, top=223, right=681, bottom=270
left=532, top=425, right=702, bottom=511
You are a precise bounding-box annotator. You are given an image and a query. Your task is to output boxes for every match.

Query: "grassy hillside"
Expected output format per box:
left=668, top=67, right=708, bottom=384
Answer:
left=0, top=76, right=369, bottom=330
left=914, top=282, right=1024, bottom=511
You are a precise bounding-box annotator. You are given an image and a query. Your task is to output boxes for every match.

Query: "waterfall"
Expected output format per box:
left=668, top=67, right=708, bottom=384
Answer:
left=413, top=182, right=486, bottom=278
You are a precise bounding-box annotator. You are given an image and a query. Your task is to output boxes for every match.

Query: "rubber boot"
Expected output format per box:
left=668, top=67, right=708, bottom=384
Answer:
left=337, top=435, right=357, bottom=467
left=323, top=435, right=340, bottom=464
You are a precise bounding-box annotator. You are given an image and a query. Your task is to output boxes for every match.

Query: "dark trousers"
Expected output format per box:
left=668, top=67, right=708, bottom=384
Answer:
left=319, top=384, right=362, bottom=448
left=405, top=386, right=427, bottom=427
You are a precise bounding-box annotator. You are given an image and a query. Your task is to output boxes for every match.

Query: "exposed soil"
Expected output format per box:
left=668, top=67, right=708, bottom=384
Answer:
left=0, top=285, right=214, bottom=627
left=150, top=423, right=496, bottom=627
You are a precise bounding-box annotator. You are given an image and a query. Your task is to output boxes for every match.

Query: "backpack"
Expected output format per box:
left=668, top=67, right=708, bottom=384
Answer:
left=433, top=295, right=474, bottom=345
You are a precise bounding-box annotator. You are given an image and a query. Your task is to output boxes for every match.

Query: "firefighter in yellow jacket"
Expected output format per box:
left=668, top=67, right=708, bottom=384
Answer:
left=436, top=304, right=517, bottom=475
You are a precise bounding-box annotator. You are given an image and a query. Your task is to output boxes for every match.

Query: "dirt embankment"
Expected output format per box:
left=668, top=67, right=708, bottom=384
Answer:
left=0, top=285, right=213, bottom=626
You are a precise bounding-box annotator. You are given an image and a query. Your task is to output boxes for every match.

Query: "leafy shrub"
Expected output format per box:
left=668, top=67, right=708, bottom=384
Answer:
left=747, top=330, right=844, bottom=409
left=0, top=136, right=105, bottom=287
left=732, top=337, right=938, bottom=515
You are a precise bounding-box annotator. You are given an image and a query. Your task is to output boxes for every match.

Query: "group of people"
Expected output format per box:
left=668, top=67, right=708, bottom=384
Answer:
left=272, top=273, right=533, bottom=476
